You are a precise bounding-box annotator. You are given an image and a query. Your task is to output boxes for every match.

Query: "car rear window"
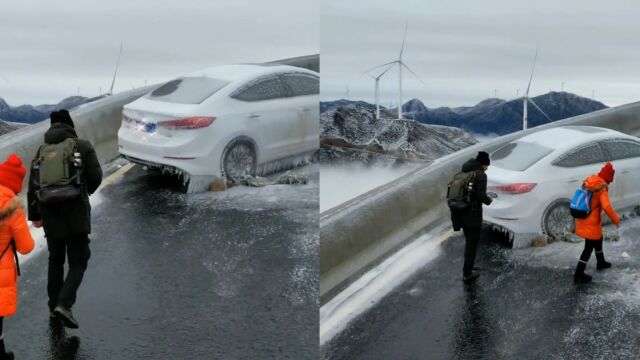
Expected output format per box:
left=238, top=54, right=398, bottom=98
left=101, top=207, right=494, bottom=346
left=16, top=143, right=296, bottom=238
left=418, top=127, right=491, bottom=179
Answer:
left=280, top=73, right=319, bottom=96
left=145, top=77, right=229, bottom=104
left=491, top=141, right=554, bottom=171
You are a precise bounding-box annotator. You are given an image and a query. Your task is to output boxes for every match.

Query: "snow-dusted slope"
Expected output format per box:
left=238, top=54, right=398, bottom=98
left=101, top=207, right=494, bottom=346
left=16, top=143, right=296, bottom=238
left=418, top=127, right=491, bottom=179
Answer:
left=320, top=104, right=478, bottom=162
left=0, top=119, right=21, bottom=136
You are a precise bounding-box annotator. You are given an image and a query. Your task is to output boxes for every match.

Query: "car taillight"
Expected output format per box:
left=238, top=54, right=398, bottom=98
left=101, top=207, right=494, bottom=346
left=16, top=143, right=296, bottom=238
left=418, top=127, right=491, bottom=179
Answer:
left=158, top=116, right=215, bottom=130
left=490, top=183, right=537, bottom=194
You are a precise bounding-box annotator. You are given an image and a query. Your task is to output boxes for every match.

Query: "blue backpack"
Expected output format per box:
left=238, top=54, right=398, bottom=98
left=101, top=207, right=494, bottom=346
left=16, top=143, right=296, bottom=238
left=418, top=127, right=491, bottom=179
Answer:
left=569, top=185, right=593, bottom=219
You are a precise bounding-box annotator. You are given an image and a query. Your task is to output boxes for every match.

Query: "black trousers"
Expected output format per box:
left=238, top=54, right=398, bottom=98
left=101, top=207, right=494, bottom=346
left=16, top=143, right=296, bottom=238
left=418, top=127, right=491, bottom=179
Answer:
left=579, top=238, right=604, bottom=263
left=463, top=227, right=482, bottom=275
left=47, top=234, right=91, bottom=311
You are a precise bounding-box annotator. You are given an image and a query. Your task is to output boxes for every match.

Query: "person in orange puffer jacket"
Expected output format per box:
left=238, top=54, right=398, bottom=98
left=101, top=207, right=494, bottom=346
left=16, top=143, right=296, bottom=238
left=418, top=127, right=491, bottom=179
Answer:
left=573, top=162, right=620, bottom=284
left=0, top=154, right=35, bottom=360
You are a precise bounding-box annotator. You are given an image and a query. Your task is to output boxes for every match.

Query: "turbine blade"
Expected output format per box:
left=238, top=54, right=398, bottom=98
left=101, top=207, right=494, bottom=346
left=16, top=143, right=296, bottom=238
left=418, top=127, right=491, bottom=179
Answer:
left=525, top=46, right=538, bottom=96
left=399, top=23, right=408, bottom=60
left=363, top=61, right=397, bottom=74
left=528, top=97, right=553, bottom=122
left=109, top=42, right=124, bottom=94
left=402, top=62, right=427, bottom=87
left=377, top=64, right=394, bottom=78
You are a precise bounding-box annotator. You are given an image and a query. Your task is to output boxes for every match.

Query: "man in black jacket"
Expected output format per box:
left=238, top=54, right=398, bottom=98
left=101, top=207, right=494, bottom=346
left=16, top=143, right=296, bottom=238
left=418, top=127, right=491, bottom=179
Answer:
left=28, top=110, right=103, bottom=328
left=450, top=151, right=493, bottom=282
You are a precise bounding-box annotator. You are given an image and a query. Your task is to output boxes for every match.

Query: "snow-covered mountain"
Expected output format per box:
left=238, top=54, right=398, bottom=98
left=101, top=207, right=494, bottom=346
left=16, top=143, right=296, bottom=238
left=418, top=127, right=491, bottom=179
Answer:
left=321, top=104, right=478, bottom=164
left=322, top=92, right=607, bottom=136
left=320, top=99, right=380, bottom=114
left=0, top=96, right=92, bottom=124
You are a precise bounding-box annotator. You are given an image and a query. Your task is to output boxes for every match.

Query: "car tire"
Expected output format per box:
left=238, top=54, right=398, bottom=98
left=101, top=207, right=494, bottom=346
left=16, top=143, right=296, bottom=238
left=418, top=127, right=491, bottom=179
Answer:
left=222, top=140, right=257, bottom=182
left=542, top=199, right=575, bottom=240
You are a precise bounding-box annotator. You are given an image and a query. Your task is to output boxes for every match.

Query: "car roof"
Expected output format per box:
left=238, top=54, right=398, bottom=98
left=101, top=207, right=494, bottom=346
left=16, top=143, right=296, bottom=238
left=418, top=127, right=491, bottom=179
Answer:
left=515, top=126, right=635, bottom=151
left=183, top=64, right=317, bottom=83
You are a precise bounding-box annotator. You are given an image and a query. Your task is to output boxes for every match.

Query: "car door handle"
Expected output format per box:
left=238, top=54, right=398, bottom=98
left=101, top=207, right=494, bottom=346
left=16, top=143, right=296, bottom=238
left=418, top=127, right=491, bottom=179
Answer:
left=247, top=113, right=260, bottom=118
left=302, top=107, right=312, bottom=112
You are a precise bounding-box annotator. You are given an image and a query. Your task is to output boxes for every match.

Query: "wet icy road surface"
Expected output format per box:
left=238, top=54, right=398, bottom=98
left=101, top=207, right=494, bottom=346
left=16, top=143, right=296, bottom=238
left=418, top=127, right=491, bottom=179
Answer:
left=7, top=164, right=318, bottom=359
left=322, top=218, right=640, bottom=360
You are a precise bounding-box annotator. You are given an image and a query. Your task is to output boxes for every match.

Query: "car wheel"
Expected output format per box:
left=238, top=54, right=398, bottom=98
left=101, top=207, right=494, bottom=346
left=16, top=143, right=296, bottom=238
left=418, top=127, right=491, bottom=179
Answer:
left=542, top=199, right=575, bottom=240
left=223, top=141, right=256, bottom=182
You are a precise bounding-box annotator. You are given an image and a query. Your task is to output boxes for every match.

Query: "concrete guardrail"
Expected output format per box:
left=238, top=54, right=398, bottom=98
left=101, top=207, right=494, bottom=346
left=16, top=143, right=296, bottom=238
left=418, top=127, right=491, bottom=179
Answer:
left=320, top=100, right=640, bottom=304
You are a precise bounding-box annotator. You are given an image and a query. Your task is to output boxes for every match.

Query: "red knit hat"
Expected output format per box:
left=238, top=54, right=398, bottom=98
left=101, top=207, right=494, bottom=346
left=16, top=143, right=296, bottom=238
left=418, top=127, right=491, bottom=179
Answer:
left=598, top=162, right=615, bottom=183
left=0, top=154, right=27, bottom=194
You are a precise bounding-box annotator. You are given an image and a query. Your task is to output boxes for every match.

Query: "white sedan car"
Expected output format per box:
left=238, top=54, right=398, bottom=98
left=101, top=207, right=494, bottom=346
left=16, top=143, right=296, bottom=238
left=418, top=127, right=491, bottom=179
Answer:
left=484, top=126, right=640, bottom=247
left=118, top=64, right=319, bottom=187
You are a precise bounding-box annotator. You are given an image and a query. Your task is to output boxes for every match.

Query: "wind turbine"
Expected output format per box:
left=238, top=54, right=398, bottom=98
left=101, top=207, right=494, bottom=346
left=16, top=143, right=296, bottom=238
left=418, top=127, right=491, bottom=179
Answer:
left=366, top=64, right=393, bottom=120
left=108, top=42, right=123, bottom=95
left=365, top=24, right=426, bottom=120
left=522, top=47, right=552, bottom=130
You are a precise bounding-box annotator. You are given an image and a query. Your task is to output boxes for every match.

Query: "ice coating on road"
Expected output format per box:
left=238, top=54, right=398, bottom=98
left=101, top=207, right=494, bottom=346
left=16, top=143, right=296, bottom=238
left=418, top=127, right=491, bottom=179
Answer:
left=11, top=162, right=319, bottom=358
left=319, top=222, right=452, bottom=345
left=323, top=218, right=640, bottom=359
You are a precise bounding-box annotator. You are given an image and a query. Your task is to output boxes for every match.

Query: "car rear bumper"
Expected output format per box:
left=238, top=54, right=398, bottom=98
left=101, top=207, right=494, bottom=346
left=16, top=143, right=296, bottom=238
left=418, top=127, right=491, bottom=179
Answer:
left=484, top=197, right=545, bottom=235
left=118, top=128, right=223, bottom=177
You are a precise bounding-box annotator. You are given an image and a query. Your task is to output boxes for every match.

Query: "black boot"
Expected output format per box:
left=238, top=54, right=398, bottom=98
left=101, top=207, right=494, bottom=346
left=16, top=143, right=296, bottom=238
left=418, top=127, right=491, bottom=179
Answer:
left=596, top=251, right=612, bottom=270
left=574, top=261, right=592, bottom=284
left=54, top=305, right=79, bottom=329
left=463, top=270, right=480, bottom=282
left=0, top=338, right=14, bottom=360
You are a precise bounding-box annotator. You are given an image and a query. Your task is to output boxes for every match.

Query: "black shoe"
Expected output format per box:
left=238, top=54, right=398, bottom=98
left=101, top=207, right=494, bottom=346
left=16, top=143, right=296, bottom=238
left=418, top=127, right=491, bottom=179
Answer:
left=54, top=306, right=79, bottom=329
left=597, top=261, right=612, bottom=270
left=0, top=352, right=14, bottom=360
left=574, top=273, right=592, bottom=284
left=463, top=271, right=480, bottom=282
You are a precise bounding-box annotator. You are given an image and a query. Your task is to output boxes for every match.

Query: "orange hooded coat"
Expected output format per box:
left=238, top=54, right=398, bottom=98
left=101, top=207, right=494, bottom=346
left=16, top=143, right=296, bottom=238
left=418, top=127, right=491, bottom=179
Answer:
left=575, top=174, right=620, bottom=240
left=0, top=185, right=35, bottom=317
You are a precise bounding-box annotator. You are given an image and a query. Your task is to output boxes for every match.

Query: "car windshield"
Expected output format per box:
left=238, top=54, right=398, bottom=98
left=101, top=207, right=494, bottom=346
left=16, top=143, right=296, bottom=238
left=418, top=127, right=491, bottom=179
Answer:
left=145, top=77, right=229, bottom=104
left=491, top=141, right=554, bottom=171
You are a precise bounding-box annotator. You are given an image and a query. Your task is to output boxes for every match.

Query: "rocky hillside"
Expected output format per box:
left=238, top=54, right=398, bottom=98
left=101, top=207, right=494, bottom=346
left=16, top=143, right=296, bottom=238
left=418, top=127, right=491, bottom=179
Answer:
left=320, top=99, right=380, bottom=114
left=321, top=104, right=478, bottom=164
left=0, top=119, right=23, bottom=136
left=0, top=96, right=92, bottom=124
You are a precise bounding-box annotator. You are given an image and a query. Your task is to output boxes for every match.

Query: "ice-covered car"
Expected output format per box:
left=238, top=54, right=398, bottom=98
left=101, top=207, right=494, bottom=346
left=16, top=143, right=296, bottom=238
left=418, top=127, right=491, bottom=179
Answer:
left=117, top=63, right=319, bottom=190
left=484, top=126, right=640, bottom=247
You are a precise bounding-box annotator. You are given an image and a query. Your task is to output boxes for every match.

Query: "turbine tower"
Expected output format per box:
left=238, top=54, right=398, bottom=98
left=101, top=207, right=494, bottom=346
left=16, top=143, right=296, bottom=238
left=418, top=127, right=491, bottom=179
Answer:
left=522, top=47, right=552, bottom=130
left=365, top=23, right=426, bottom=120
left=108, top=42, right=124, bottom=95
left=366, top=64, right=393, bottom=119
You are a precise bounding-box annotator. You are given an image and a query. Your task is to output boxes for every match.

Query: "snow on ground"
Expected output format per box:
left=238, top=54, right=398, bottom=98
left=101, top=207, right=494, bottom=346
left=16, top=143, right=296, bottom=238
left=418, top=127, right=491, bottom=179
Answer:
left=319, top=222, right=452, bottom=345
left=320, top=162, right=418, bottom=212
left=508, top=219, right=640, bottom=272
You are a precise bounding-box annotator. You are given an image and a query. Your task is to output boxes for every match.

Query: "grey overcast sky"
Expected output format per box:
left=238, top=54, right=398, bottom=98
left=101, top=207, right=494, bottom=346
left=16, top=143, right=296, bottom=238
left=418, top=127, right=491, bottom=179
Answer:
left=0, top=0, right=318, bottom=105
left=321, top=0, right=640, bottom=108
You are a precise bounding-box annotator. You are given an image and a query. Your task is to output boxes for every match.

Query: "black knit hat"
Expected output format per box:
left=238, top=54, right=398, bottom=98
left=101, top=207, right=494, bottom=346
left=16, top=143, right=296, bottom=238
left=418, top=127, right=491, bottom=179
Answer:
left=50, top=109, right=75, bottom=128
left=476, top=151, right=490, bottom=166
